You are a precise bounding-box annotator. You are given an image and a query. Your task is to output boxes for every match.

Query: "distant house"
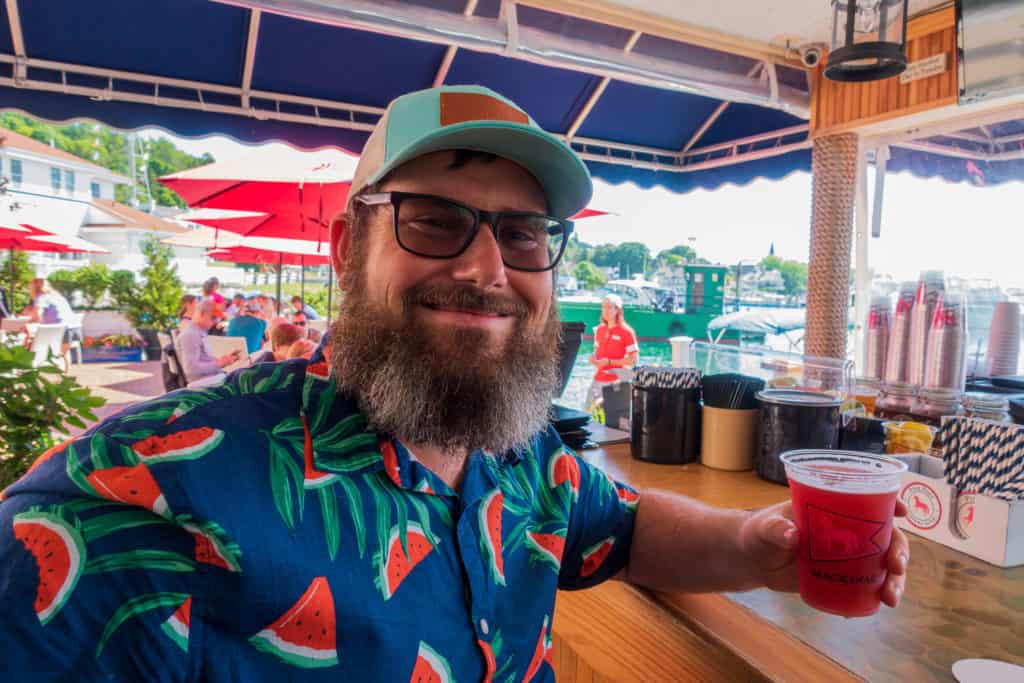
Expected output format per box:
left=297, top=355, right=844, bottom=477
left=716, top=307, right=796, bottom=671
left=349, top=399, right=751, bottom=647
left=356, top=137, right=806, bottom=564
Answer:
left=0, top=127, right=234, bottom=285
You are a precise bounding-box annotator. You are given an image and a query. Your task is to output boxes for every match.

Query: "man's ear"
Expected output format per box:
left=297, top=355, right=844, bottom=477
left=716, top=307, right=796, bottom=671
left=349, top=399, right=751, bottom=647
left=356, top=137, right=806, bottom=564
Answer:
left=329, top=215, right=351, bottom=284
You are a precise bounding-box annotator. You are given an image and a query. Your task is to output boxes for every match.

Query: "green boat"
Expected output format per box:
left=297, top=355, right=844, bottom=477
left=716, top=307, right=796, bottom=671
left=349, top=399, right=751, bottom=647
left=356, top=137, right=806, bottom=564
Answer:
left=558, top=264, right=736, bottom=342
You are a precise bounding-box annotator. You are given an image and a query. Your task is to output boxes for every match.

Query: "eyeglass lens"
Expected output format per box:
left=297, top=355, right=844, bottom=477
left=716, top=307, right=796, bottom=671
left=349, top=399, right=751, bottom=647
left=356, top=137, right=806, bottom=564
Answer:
left=395, top=196, right=565, bottom=271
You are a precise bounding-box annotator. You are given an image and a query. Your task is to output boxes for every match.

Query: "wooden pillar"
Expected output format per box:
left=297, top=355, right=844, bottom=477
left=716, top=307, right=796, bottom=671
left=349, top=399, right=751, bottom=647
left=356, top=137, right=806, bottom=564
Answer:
left=806, top=133, right=857, bottom=360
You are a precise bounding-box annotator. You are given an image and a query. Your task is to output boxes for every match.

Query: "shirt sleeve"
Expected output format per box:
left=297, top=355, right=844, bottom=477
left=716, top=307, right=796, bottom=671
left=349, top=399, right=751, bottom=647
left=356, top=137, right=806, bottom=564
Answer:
left=557, top=447, right=639, bottom=590
left=181, top=330, right=221, bottom=380
left=624, top=328, right=639, bottom=355
left=0, top=435, right=199, bottom=681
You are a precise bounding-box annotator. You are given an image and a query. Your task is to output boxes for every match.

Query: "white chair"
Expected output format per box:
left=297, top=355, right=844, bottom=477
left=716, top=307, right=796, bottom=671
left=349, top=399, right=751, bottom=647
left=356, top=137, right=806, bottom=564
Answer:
left=30, top=324, right=66, bottom=368
left=67, top=336, right=83, bottom=365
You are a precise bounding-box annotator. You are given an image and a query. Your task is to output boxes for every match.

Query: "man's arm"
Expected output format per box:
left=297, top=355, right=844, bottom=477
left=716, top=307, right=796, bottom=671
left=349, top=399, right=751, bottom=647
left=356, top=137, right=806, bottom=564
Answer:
left=624, top=489, right=909, bottom=605
left=180, top=330, right=222, bottom=379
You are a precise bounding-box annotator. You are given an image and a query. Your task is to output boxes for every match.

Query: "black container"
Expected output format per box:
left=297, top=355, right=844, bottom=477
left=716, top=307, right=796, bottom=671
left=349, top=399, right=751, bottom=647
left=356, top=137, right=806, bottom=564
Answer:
left=555, top=322, right=586, bottom=398
left=756, top=389, right=841, bottom=484
left=630, top=385, right=701, bottom=464
left=838, top=413, right=887, bottom=454
left=602, top=382, right=632, bottom=431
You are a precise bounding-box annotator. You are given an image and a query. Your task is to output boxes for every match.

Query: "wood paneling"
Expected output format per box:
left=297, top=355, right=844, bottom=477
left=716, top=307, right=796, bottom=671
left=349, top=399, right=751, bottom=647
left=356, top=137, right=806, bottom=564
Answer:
left=811, top=7, right=957, bottom=138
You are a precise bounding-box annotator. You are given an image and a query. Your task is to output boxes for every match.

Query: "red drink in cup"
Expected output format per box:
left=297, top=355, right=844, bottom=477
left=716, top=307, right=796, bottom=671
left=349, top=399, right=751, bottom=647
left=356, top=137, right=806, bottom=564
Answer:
left=780, top=450, right=907, bottom=617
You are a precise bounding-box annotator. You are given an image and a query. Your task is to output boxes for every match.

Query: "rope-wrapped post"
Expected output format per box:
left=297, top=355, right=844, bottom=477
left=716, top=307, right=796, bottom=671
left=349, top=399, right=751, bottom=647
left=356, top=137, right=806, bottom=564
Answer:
left=806, top=133, right=858, bottom=360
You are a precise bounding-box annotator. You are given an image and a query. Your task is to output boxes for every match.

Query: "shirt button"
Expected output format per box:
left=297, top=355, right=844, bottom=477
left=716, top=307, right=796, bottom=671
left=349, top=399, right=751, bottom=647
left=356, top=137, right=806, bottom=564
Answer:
left=479, top=619, right=489, bottom=635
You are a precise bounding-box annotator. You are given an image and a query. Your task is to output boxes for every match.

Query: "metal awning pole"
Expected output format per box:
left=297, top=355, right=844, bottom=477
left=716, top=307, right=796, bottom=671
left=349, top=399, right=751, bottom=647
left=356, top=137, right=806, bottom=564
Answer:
left=275, top=252, right=283, bottom=311
left=326, top=263, right=334, bottom=325
left=853, top=143, right=871, bottom=372
left=300, top=255, right=305, bottom=303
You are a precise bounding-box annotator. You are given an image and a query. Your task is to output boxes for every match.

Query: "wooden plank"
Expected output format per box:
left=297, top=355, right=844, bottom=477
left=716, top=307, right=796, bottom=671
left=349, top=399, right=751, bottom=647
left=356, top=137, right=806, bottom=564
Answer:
left=515, top=0, right=806, bottom=70
left=813, top=96, right=959, bottom=138
left=552, top=582, right=767, bottom=682
left=906, top=5, right=955, bottom=41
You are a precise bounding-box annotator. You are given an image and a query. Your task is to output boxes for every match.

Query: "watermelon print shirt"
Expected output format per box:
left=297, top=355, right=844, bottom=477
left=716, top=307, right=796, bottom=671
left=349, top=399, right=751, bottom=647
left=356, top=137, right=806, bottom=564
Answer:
left=0, top=347, right=639, bottom=682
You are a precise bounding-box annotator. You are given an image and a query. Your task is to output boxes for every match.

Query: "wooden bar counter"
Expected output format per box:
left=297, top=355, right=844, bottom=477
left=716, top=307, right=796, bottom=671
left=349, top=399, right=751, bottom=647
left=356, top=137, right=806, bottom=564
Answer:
left=551, top=444, right=1024, bottom=682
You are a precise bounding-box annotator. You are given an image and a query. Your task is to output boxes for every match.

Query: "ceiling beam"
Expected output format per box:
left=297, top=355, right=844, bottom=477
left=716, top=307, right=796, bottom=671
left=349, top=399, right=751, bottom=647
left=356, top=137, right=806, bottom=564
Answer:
left=681, top=63, right=763, bottom=154
left=4, top=0, right=26, bottom=80
left=241, top=9, right=262, bottom=108
left=433, top=0, right=479, bottom=87
left=565, top=30, right=641, bottom=139
left=513, top=0, right=804, bottom=70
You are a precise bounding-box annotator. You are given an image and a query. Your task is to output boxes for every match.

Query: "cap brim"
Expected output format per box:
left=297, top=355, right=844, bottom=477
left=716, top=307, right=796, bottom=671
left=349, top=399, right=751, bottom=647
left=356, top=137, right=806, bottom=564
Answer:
left=368, top=121, right=592, bottom=219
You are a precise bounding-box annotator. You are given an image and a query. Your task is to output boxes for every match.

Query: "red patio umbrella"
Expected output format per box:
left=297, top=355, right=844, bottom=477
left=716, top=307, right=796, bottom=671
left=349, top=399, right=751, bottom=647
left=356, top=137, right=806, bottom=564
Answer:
left=1, top=223, right=109, bottom=298
left=208, top=245, right=330, bottom=267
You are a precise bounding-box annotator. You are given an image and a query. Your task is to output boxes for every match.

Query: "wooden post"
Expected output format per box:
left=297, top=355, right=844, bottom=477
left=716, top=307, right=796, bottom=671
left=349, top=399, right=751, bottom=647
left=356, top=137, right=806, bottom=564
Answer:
left=806, top=133, right=857, bottom=360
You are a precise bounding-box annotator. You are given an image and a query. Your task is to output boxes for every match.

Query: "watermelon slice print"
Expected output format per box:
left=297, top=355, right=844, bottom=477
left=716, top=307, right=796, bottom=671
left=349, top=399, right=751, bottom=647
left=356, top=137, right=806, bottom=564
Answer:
left=301, top=416, right=338, bottom=489
left=526, top=531, right=565, bottom=571
left=410, top=641, right=454, bottom=683
left=521, top=615, right=551, bottom=682
left=86, top=464, right=170, bottom=517
left=479, top=490, right=505, bottom=586
left=479, top=639, right=496, bottom=683
left=375, top=521, right=438, bottom=600
left=1, top=440, right=71, bottom=499
left=12, top=510, right=87, bottom=625
left=161, top=595, right=192, bottom=652
left=306, top=360, right=330, bottom=381
left=547, top=450, right=580, bottom=500
left=580, top=536, right=615, bottom=578
left=615, top=484, right=640, bottom=510
left=250, top=577, right=338, bottom=669
left=131, top=426, right=224, bottom=464
left=181, top=521, right=242, bottom=572
left=380, top=440, right=402, bottom=488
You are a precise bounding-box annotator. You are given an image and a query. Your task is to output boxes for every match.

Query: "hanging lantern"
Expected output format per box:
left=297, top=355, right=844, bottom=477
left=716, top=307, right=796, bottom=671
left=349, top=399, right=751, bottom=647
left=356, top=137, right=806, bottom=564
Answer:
left=825, top=0, right=909, bottom=82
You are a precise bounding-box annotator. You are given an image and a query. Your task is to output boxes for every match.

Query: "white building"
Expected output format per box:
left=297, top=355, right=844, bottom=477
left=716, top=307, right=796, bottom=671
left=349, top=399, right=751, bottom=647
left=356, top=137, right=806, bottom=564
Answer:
left=0, top=127, right=240, bottom=285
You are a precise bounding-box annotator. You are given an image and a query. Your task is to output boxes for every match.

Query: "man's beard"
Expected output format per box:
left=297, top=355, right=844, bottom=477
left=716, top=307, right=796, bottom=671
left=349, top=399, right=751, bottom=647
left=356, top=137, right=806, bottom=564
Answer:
left=328, top=265, right=561, bottom=456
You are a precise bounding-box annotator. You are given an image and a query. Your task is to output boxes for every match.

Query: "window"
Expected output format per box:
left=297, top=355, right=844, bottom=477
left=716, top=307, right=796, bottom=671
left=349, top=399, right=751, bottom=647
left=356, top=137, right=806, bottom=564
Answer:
left=9, top=159, right=22, bottom=186
left=64, top=170, right=75, bottom=193
left=51, top=167, right=61, bottom=192
left=91, top=181, right=101, bottom=199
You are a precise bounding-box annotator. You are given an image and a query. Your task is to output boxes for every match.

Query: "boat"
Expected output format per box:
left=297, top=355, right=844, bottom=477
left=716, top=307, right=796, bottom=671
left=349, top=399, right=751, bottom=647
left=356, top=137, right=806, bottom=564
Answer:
left=557, top=264, right=736, bottom=342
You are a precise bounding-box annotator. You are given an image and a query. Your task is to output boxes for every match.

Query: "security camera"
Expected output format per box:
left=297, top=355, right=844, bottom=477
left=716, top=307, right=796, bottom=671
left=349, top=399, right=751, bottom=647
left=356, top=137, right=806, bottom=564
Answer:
left=798, top=44, right=825, bottom=68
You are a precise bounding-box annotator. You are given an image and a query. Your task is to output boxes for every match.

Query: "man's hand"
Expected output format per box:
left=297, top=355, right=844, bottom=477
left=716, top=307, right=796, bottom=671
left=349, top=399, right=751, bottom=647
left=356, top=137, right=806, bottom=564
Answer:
left=738, top=500, right=910, bottom=607
left=217, top=349, right=243, bottom=368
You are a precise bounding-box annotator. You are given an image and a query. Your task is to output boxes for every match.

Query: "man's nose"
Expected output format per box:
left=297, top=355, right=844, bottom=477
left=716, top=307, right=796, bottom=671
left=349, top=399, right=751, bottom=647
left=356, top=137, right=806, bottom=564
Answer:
left=448, top=221, right=508, bottom=290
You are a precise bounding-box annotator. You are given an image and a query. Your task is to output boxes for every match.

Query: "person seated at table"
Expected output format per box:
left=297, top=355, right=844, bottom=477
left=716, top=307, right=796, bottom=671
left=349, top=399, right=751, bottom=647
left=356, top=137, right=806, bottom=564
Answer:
left=290, top=295, right=320, bottom=320
left=25, top=277, right=82, bottom=371
left=290, top=309, right=322, bottom=342
left=286, top=337, right=316, bottom=360
left=253, top=321, right=305, bottom=363
left=177, top=299, right=242, bottom=384
left=226, top=298, right=268, bottom=354
left=225, top=293, right=246, bottom=319
left=177, top=294, right=198, bottom=334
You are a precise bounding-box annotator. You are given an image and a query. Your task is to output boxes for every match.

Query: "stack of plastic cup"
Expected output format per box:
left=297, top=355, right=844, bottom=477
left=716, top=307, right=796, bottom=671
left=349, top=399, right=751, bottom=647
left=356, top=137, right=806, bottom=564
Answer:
left=985, top=302, right=1021, bottom=378
left=863, top=295, right=891, bottom=381
left=908, top=271, right=945, bottom=387
left=883, top=283, right=916, bottom=385
left=924, top=292, right=967, bottom=391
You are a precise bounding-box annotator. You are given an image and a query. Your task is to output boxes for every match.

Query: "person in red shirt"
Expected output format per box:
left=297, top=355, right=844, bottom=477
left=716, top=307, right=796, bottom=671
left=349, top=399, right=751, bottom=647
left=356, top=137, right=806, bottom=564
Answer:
left=587, top=293, right=639, bottom=409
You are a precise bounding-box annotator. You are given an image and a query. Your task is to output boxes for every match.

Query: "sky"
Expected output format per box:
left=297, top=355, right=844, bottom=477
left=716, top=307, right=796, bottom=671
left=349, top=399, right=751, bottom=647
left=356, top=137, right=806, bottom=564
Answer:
left=145, top=130, right=1024, bottom=290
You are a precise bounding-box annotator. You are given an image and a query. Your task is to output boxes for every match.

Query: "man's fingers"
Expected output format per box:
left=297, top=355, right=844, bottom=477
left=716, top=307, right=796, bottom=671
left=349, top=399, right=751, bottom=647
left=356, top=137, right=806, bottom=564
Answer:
left=894, top=499, right=908, bottom=517
left=882, top=571, right=906, bottom=608
left=887, top=529, right=910, bottom=576
left=760, top=515, right=799, bottom=550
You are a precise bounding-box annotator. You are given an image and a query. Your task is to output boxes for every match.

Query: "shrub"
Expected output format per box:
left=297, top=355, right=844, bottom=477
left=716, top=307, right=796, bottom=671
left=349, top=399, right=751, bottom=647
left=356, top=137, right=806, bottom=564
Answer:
left=47, top=269, right=80, bottom=301
left=74, top=263, right=113, bottom=309
left=118, top=236, right=183, bottom=330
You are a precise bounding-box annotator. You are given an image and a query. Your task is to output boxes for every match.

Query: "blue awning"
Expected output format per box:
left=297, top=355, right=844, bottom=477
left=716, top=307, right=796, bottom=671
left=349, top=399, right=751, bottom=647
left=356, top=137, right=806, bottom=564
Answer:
left=0, top=0, right=814, bottom=193
left=0, top=0, right=1019, bottom=191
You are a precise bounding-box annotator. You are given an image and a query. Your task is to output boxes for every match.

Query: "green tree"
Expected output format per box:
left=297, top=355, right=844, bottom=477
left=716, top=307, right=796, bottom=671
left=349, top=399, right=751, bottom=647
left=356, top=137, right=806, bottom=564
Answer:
left=73, top=263, right=113, bottom=309
left=573, top=261, right=607, bottom=291
left=108, top=270, right=135, bottom=308
left=658, top=244, right=697, bottom=263
left=591, top=242, right=651, bottom=278
left=115, top=236, right=184, bottom=331
left=562, top=234, right=592, bottom=267
left=760, top=255, right=783, bottom=271
left=779, top=260, right=809, bottom=297
left=1, top=250, right=35, bottom=312
left=47, top=269, right=80, bottom=302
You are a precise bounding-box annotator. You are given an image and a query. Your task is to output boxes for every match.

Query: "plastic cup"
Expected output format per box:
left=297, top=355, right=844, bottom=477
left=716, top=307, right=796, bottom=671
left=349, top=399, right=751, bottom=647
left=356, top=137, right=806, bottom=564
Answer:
left=780, top=450, right=908, bottom=617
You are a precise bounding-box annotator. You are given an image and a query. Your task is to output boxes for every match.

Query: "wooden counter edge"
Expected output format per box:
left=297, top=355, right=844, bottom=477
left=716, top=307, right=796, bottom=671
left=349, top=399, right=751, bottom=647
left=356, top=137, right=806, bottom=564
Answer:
left=650, top=590, right=864, bottom=683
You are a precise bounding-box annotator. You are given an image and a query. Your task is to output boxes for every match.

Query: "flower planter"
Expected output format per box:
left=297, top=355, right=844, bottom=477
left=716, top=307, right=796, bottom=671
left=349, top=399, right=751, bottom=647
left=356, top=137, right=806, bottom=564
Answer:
left=81, top=345, right=144, bottom=363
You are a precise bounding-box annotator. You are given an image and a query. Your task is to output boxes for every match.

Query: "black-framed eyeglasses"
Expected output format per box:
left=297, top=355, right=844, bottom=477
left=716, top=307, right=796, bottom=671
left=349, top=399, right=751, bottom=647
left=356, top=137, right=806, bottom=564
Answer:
left=355, top=191, right=574, bottom=272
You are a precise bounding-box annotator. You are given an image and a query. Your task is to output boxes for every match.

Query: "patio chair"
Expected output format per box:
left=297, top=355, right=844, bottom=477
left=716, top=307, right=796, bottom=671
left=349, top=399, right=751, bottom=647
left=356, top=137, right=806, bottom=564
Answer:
left=30, top=324, right=66, bottom=368
left=158, top=332, right=187, bottom=392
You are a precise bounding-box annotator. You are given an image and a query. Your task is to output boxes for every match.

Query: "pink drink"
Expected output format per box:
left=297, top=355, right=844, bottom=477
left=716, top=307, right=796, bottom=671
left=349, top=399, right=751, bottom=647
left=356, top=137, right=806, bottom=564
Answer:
left=781, top=451, right=907, bottom=617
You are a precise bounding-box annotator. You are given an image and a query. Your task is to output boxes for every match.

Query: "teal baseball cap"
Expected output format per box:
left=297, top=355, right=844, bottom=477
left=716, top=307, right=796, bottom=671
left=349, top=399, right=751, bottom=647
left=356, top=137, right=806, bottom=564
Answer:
left=346, top=85, right=592, bottom=219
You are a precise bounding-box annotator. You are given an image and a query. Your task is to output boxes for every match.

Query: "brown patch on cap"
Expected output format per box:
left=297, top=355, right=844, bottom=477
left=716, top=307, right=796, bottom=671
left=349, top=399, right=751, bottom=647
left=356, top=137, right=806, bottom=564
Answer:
left=440, top=92, right=528, bottom=127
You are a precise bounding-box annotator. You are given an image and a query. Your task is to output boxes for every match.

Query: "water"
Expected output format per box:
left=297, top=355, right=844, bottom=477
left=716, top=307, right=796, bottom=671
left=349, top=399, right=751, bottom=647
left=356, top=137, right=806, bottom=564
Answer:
left=558, top=340, right=673, bottom=410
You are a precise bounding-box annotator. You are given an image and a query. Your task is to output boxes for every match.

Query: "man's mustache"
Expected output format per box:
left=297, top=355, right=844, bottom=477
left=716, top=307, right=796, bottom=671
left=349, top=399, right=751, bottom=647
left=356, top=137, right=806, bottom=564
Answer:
left=406, top=283, right=529, bottom=318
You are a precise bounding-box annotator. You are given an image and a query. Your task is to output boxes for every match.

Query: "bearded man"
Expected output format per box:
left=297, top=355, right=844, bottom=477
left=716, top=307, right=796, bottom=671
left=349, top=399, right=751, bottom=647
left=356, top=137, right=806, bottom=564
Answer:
left=0, top=86, right=908, bottom=682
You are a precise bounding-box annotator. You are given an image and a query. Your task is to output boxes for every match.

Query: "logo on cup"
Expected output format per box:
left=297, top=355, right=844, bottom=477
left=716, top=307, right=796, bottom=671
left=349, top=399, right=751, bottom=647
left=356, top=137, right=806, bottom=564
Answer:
left=955, top=493, right=976, bottom=539
left=900, top=482, right=941, bottom=530
left=807, top=504, right=886, bottom=561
